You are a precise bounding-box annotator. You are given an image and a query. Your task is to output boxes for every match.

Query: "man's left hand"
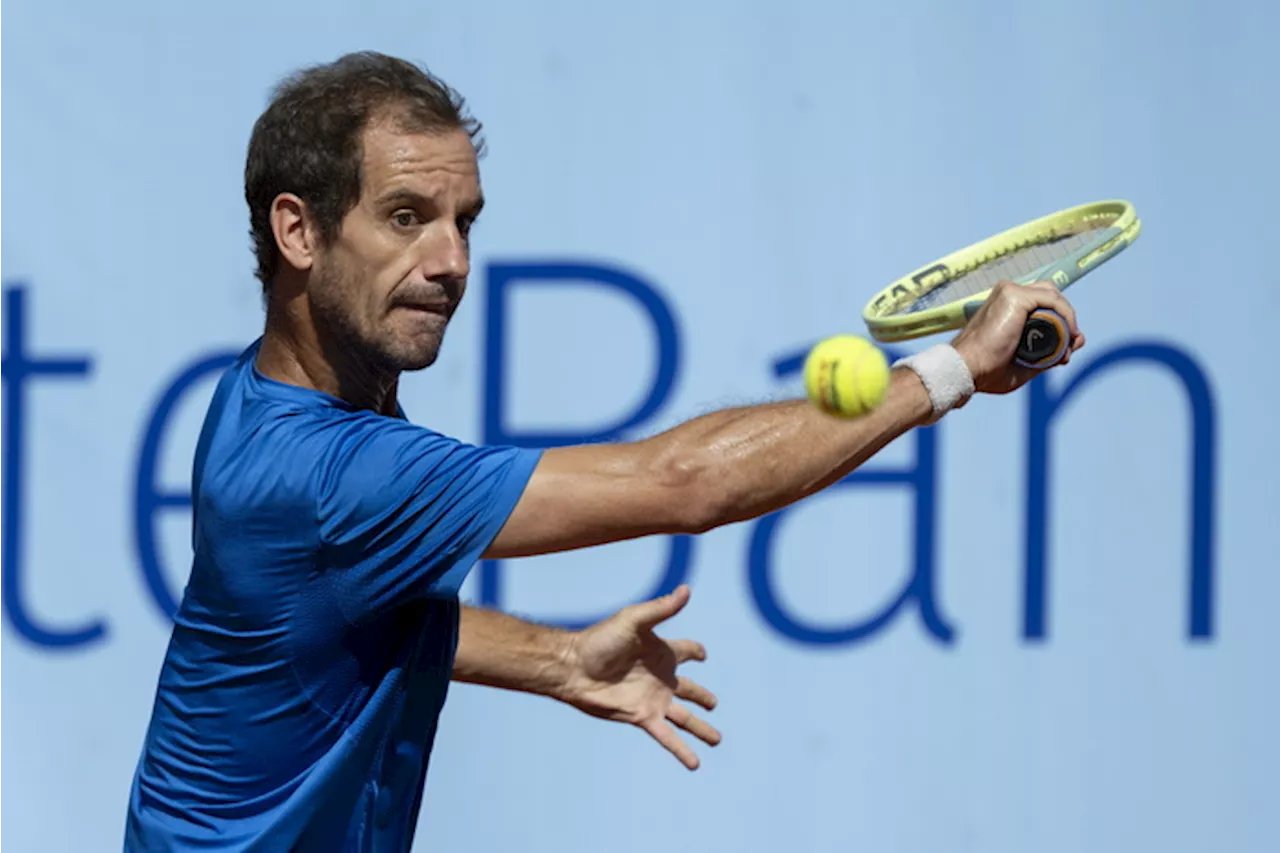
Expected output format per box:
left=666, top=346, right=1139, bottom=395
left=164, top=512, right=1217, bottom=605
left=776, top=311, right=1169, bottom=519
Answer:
left=555, top=585, right=720, bottom=770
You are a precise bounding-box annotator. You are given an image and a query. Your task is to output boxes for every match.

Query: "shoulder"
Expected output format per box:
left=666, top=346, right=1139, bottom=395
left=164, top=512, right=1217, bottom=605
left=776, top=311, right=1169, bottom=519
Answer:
left=314, top=412, right=541, bottom=525
left=194, top=358, right=383, bottom=511
left=313, top=412, right=483, bottom=499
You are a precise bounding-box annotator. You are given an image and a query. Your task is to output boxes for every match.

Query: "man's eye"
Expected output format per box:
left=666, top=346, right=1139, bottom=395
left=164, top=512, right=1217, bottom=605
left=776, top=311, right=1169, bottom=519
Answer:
left=393, top=211, right=419, bottom=228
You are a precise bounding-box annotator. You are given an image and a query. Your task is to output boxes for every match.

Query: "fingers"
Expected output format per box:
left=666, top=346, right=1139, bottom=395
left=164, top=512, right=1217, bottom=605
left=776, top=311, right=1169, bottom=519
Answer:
left=625, top=584, right=691, bottom=630
left=667, top=702, right=723, bottom=748
left=675, top=676, right=717, bottom=711
left=1017, top=280, right=1080, bottom=339
left=668, top=638, right=707, bottom=664
left=988, top=279, right=1077, bottom=338
left=1023, top=281, right=1083, bottom=367
left=1060, top=329, right=1086, bottom=365
left=642, top=718, right=701, bottom=770
left=958, top=280, right=1084, bottom=392
left=990, top=279, right=1084, bottom=371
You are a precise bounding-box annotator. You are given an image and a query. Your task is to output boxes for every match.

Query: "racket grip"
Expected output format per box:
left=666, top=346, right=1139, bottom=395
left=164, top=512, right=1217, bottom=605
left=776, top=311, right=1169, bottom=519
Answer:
left=1014, top=309, right=1071, bottom=369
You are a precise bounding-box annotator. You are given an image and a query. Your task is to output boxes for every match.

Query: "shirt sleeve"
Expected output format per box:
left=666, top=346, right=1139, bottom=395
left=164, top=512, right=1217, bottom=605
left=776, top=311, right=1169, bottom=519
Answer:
left=314, top=412, right=542, bottom=620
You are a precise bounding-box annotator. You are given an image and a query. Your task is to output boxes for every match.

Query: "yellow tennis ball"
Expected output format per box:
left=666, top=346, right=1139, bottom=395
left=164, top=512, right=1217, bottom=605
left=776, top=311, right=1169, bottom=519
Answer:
left=803, top=335, right=889, bottom=418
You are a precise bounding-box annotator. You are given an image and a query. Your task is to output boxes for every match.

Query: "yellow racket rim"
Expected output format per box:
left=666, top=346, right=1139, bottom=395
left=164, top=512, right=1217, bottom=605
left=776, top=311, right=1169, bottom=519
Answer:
left=862, top=200, right=1141, bottom=343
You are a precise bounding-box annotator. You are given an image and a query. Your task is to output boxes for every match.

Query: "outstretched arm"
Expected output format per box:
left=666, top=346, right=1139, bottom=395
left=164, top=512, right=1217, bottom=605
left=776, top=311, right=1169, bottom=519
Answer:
left=485, top=369, right=931, bottom=560
left=486, top=281, right=1082, bottom=560
left=454, top=587, right=720, bottom=770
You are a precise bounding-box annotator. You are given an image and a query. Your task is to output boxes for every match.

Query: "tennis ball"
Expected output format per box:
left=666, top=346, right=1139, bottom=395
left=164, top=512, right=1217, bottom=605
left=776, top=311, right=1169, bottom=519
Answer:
left=803, top=335, right=890, bottom=418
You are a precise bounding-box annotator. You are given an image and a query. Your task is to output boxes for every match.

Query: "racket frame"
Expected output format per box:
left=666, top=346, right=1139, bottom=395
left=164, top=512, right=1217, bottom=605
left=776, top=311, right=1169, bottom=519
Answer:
left=862, top=200, right=1141, bottom=343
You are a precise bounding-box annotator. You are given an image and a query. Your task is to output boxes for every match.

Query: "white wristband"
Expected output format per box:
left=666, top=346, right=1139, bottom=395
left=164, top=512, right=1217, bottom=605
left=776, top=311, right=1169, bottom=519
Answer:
left=893, top=344, right=975, bottom=420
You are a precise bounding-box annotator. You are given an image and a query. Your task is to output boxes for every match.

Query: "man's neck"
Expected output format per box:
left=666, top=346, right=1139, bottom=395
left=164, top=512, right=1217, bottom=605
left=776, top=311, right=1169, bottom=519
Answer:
left=256, top=305, right=398, bottom=414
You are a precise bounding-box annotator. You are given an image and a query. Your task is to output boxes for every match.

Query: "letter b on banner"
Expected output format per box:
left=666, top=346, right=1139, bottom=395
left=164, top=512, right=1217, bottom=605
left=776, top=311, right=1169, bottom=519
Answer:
left=479, top=262, right=692, bottom=628
left=746, top=345, right=956, bottom=646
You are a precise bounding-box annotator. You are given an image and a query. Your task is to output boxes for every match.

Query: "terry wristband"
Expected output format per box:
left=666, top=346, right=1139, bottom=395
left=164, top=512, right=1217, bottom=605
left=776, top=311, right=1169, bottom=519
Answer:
left=893, top=344, right=975, bottom=420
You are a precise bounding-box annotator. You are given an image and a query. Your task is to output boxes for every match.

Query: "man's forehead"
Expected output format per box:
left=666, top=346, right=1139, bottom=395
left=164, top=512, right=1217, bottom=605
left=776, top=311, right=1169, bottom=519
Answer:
left=361, top=122, right=479, bottom=194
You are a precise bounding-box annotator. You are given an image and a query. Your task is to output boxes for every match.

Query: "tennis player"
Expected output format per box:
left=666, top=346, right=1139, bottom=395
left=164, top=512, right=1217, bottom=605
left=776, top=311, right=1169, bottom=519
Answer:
left=125, top=51, right=1084, bottom=852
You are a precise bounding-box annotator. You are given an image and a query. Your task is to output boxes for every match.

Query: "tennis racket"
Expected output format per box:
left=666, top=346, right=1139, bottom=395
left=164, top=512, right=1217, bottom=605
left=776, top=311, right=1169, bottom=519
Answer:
left=862, top=200, right=1141, bottom=368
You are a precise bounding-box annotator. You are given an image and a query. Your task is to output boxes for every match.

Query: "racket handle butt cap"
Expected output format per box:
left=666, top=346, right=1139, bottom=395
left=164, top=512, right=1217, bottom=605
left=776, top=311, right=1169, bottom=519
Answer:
left=1014, top=308, right=1070, bottom=369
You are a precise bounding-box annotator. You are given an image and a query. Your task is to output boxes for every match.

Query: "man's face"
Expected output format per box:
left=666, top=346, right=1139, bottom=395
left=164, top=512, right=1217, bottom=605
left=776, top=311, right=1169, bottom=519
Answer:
left=309, top=119, right=482, bottom=373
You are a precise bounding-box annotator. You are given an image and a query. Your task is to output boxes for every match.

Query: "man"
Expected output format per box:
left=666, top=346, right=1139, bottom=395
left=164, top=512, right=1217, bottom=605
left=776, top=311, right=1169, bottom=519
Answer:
left=126, top=51, right=1083, bottom=852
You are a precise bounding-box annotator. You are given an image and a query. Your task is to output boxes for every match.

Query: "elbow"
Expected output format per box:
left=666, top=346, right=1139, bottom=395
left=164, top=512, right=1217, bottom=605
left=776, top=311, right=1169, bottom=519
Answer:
left=675, top=491, right=725, bottom=536
left=650, top=446, right=734, bottom=536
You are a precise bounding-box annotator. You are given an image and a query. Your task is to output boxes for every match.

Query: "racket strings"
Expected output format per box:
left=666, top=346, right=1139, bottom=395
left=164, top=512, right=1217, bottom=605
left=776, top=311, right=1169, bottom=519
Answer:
left=904, top=227, right=1104, bottom=314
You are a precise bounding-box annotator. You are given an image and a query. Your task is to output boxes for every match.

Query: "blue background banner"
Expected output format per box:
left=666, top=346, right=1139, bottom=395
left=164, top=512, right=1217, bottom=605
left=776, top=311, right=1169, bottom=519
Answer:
left=3, top=2, right=1278, bottom=851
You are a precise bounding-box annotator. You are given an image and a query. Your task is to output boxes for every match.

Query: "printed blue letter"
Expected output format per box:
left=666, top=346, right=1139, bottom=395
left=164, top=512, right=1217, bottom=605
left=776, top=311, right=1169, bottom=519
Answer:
left=479, top=262, right=690, bottom=627
left=747, top=345, right=955, bottom=646
left=2, top=285, right=102, bottom=648
left=1024, top=343, right=1217, bottom=641
left=134, top=352, right=239, bottom=620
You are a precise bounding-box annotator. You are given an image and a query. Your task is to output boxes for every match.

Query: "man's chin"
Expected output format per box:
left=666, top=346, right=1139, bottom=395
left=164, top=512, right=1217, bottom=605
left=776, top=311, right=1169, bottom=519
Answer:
left=386, top=339, right=443, bottom=372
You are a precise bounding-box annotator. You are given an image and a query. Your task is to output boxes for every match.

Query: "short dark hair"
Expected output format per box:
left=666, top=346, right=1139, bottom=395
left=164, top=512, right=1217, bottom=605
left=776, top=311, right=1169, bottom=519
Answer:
left=245, top=51, right=484, bottom=290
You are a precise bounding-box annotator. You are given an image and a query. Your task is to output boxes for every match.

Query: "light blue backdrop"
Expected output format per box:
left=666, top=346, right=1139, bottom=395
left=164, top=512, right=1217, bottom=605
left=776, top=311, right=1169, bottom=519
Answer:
left=4, top=2, right=1278, bottom=851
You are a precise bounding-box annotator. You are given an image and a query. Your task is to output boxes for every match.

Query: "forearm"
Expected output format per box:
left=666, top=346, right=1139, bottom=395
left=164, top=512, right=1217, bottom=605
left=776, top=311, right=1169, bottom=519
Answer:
left=452, top=605, right=573, bottom=699
left=654, top=366, right=933, bottom=527
left=486, top=366, right=933, bottom=558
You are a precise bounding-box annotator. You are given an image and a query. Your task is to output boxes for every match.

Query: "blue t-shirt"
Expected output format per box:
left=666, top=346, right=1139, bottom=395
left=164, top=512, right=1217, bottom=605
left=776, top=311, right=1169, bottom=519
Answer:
left=125, top=340, right=542, bottom=852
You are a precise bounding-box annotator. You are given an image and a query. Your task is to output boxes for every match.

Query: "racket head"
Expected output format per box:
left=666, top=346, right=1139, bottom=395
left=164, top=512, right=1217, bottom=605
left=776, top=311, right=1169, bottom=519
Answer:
left=862, top=200, right=1141, bottom=343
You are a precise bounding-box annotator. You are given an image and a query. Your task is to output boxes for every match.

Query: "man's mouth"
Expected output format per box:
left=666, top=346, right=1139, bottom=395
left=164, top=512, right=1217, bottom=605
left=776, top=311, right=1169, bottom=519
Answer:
left=395, top=301, right=451, bottom=316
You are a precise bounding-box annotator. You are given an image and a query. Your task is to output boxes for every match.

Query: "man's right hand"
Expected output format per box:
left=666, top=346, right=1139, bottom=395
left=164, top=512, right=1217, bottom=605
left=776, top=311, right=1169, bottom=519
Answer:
left=950, top=279, right=1086, bottom=395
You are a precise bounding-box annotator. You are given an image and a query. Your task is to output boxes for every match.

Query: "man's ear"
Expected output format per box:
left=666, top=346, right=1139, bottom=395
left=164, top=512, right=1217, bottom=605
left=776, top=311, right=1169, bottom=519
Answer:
left=270, top=193, right=318, bottom=273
